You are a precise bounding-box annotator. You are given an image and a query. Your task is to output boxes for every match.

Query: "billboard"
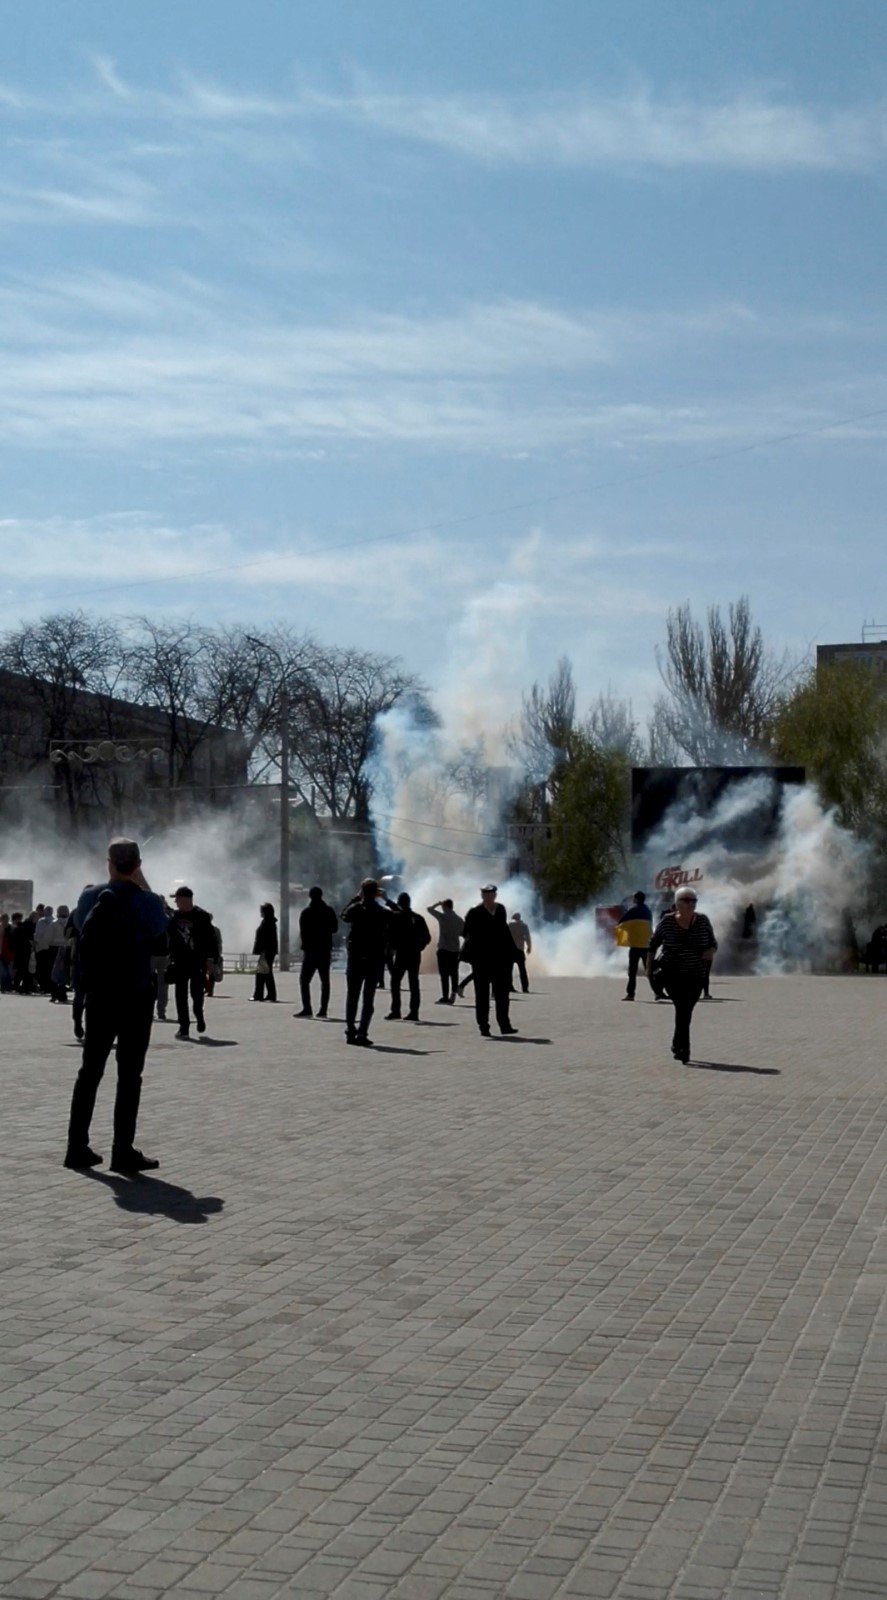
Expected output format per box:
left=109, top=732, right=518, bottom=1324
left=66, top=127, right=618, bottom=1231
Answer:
left=630, top=767, right=806, bottom=853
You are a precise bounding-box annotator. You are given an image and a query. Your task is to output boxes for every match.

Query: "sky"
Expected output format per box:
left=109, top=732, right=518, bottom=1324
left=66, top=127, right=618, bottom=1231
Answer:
left=1, top=0, right=885, bottom=723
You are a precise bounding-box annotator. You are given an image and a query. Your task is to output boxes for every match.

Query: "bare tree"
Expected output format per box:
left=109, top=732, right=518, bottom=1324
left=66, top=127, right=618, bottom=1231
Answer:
left=587, top=690, right=644, bottom=762
left=509, top=656, right=577, bottom=783
left=654, top=597, right=795, bottom=763
left=292, top=646, right=424, bottom=820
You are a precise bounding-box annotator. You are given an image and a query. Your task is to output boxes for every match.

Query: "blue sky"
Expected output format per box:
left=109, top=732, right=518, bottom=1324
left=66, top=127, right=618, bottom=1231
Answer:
left=2, top=0, right=885, bottom=718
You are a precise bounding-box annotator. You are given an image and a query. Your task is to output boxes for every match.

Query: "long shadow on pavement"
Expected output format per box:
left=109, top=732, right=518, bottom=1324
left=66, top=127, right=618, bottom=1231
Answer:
left=690, top=1059, right=780, bottom=1076
left=366, top=1044, right=438, bottom=1057
left=85, top=1170, right=225, bottom=1223
left=491, top=1036, right=552, bottom=1045
left=194, top=1038, right=238, bottom=1047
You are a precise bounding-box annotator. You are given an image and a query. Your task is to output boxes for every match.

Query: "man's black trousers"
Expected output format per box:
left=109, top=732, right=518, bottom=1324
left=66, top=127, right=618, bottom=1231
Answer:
left=389, top=956, right=421, bottom=1018
left=663, top=973, right=704, bottom=1057
left=625, top=946, right=648, bottom=999
left=67, top=992, right=154, bottom=1154
left=345, top=958, right=376, bottom=1038
left=474, top=965, right=512, bottom=1034
left=512, top=949, right=529, bottom=992
left=437, top=950, right=459, bottom=1000
left=174, top=969, right=205, bottom=1033
left=300, top=952, right=331, bottom=1014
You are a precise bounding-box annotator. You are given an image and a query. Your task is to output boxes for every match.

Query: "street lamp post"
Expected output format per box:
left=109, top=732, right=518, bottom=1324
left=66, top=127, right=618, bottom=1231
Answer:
left=247, top=636, right=294, bottom=972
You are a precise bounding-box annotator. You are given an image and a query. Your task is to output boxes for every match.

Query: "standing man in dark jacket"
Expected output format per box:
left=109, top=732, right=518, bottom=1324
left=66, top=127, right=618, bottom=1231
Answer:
left=385, top=892, right=431, bottom=1021
left=252, top=903, right=279, bottom=1002
left=462, top=884, right=517, bottom=1038
left=340, top=879, right=397, bottom=1045
left=294, top=886, right=338, bottom=1018
left=169, top=886, right=216, bottom=1039
left=63, top=838, right=169, bottom=1174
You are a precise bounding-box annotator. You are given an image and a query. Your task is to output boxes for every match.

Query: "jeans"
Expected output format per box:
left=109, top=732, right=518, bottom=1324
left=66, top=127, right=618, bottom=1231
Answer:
left=67, top=991, right=154, bottom=1154
left=389, top=956, right=420, bottom=1018
left=300, top=952, right=330, bottom=1014
left=436, top=949, right=459, bottom=1001
left=174, top=969, right=205, bottom=1033
left=626, top=947, right=648, bottom=999
left=0, top=958, right=12, bottom=993
left=345, top=958, right=376, bottom=1038
left=474, top=966, right=512, bottom=1034
left=663, top=973, right=704, bottom=1058
left=254, top=961, right=277, bottom=1002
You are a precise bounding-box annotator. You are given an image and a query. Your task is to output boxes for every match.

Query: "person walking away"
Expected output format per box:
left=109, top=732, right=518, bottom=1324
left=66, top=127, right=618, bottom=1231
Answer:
left=49, top=905, right=70, bottom=1002
left=427, top=899, right=463, bottom=1004
left=340, top=879, right=397, bottom=1045
left=648, top=886, right=717, bottom=1064
left=385, top=893, right=431, bottom=1021
left=168, top=887, right=216, bottom=1038
left=616, top=891, right=653, bottom=1001
left=252, top=903, right=279, bottom=1002
left=15, top=911, right=37, bottom=993
left=68, top=886, right=102, bottom=1040
left=63, top=838, right=169, bottom=1173
left=508, top=911, right=532, bottom=993
left=33, top=905, right=55, bottom=994
left=203, top=914, right=222, bottom=998
left=294, top=887, right=338, bottom=1017
left=0, top=913, right=14, bottom=993
left=462, top=885, right=517, bottom=1038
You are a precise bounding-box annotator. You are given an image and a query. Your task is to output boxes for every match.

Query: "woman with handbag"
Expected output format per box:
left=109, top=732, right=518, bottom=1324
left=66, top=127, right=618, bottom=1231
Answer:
left=252, top=903, right=279, bottom=1002
left=649, top=886, right=717, bottom=1063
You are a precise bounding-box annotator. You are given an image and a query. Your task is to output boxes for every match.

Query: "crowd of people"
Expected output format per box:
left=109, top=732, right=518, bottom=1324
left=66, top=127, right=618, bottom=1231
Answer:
left=0, top=837, right=728, bottom=1173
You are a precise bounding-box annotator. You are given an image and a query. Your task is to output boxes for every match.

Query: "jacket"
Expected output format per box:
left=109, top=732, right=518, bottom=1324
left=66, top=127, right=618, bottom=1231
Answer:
left=299, top=901, right=339, bottom=955
left=462, top=903, right=515, bottom=970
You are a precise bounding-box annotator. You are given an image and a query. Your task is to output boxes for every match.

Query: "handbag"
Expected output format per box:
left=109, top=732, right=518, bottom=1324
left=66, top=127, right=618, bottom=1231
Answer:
left=256, top=954, right=270, bottom=976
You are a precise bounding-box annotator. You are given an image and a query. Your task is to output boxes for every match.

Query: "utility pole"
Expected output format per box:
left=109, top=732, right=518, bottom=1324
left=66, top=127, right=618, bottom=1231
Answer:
left=246, top=634, right=294, bottom=972
left=279, top=682, right=291, bottom=971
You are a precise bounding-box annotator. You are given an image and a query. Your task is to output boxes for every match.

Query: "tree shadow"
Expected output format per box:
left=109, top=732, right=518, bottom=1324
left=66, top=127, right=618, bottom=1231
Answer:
left=690, top=1059, right=781, bottom=1076
left=84, top=1170, right=224, bottom=1223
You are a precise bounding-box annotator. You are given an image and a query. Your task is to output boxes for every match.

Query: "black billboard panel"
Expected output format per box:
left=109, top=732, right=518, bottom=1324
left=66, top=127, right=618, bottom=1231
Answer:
left=630, top=766, right=806, bottom=853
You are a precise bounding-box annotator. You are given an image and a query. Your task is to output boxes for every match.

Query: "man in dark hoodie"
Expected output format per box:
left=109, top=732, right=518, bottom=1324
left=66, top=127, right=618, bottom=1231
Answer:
left=63, top=838, right=168, bottom=1174
left=385, top=892, right=431, bottom=1021
left=168, top=886, right=216, bottom=1039
left=294, top=886, right=339, bottom=1018
left=462, top=884, right=517, bottom=1038
left=340, top=879, right=397, bottom=1045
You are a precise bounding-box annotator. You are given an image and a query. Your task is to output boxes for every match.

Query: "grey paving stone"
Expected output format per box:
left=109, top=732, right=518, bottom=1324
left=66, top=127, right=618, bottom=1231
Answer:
left=4, top=975, right=887, bottom=1600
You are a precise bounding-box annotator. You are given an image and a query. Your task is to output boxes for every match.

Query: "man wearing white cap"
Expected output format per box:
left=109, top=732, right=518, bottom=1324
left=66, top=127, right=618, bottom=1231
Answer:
left=461, top=884, right=517, bottom=1038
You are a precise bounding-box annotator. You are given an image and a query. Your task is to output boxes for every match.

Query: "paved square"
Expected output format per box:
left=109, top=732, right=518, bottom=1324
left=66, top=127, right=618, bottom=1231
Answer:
left=2, top=972, right=886, bottom=1599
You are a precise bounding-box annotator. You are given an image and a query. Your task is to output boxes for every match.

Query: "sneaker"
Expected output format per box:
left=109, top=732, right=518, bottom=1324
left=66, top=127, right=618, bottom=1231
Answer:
left=110, top=1148, right=160, bottom=1174
left=63, top=1146, right=102, bottom=1169
left=175, top=1028, right=190, bottom=1040
left=196, top=1017, right=207, bottom=1035
left=293, top=1009, right=313, bottom=1018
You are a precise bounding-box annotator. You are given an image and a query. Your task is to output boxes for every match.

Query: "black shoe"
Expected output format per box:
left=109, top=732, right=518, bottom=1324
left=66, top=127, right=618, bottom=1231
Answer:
left=196, top=1017, right=206, bottom=1035
left=294, top=1008, right=313, bottom=1018
left=346, top=1032, right=358, bottom=1045
left=435, top=997, right=449, bottom=1005
left=175, top=1028, right=190, bottom=1039
left=384, top=1011, right=399, bottom=1021
left=355, top=1035, right=374, bottom=1047
left=479, top=1027, right=491, bottom=1037
left=110, top=1148, right=159, bottom=1174
left=405, top=1013, right=419, bottom=1022
left=63, top=1146, right=102, bottom=1169
left=500, top=1025, right=518, bottom=1035
left=317, top=1009, right=328, bottom=1018
left=622, top=995, right=634, bottom=1002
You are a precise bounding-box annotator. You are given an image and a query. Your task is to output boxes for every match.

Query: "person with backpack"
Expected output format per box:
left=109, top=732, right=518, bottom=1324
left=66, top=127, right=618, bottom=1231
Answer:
left=385, top=892, right=431, bottom=1021
left=63, top=839, right=169, bottom=1174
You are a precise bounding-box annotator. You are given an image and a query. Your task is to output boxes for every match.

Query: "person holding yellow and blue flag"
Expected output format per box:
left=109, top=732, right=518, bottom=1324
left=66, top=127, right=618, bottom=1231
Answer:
left=615, top=891, right=653, bottom=1001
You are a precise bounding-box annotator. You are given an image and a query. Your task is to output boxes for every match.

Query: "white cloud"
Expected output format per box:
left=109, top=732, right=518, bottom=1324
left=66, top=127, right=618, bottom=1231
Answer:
left=298, top=81, right=887, bottom=173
